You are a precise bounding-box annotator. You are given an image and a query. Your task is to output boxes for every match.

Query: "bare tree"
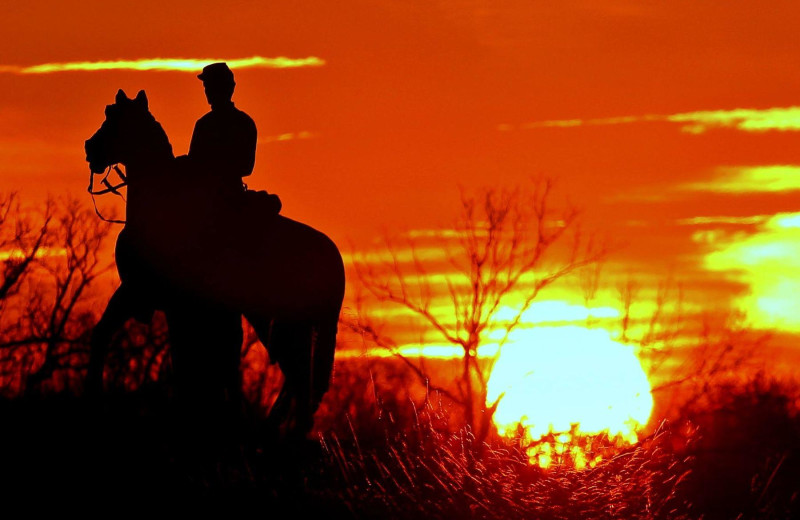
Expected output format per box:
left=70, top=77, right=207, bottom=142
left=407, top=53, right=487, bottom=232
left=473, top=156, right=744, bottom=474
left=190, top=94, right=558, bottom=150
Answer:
left=615, top=275, right=768, bottom=407
left=0, top=194, right=52, bottom=305
left=352, top=180, right=604, bottom=446
left=0, top=193, right=113, bottom=394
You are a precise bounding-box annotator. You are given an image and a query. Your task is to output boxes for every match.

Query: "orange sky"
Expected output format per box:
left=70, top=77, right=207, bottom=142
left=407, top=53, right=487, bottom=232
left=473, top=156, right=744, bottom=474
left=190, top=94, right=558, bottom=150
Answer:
left=2, top=1, right=800, bottom=347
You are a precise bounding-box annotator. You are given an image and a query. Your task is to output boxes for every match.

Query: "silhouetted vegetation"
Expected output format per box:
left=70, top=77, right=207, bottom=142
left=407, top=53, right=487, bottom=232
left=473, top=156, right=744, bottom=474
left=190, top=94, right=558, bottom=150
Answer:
left=352, top=180, right=604, bottom=447
left=0, top=193, right=111, bottom=395
left=0, top=194, right=798, bottom=519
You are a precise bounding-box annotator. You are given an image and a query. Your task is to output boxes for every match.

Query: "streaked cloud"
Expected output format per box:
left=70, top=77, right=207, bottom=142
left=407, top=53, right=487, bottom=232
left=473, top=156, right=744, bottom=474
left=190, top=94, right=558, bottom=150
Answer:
left=681, top=165, right=800, bottom=193
left=0, top=56, right=325, bottom=75
left=502, top=107, right=800, bottom=134
left=668, top=107, right=800, bottom=133
left=259, top=131, right=318, bottom=144
left=341, top=246, right=448, bottom=266
left=677, top=215, right=770, bottom=226
left=521, top=119, right=584, bottom=129
left=404, top=229, right=469, bottom=239
left=515, top=116, right=640, bottom=130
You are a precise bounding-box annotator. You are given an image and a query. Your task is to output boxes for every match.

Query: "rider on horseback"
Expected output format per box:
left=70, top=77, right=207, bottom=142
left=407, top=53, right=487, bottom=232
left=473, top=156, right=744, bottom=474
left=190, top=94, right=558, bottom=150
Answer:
left=85, top=85, right=344, bottom=443
left=182, top=62, right=281, bottom=220
left=188, top=62, right=257, bottom=202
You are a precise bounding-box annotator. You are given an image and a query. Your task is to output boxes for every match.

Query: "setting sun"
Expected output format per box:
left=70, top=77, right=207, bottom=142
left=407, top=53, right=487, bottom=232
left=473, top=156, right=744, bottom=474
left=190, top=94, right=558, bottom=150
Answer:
left=487, top=326, right=653, bottom=469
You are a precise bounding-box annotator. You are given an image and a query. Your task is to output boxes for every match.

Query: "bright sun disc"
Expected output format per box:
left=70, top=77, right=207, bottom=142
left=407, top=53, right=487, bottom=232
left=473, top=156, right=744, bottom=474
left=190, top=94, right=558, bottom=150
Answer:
left=487, top=326, right=653, bottom=468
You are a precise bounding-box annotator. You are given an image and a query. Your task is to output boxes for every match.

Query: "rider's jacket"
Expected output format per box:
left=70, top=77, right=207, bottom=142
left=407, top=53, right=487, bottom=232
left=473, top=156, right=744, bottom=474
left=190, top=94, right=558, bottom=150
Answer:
left=188, top=101, right=257, bottom=198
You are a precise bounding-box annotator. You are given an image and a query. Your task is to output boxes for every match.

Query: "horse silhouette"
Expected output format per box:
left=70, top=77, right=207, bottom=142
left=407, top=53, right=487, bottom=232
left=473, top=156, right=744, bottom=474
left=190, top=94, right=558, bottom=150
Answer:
left=84, top=89, right=345, bottom=438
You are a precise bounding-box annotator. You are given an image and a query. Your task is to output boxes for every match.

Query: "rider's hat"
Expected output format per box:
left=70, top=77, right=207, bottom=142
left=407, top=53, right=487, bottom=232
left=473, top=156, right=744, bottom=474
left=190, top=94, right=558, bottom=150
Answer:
left=198, top=62, right=235, bottom=84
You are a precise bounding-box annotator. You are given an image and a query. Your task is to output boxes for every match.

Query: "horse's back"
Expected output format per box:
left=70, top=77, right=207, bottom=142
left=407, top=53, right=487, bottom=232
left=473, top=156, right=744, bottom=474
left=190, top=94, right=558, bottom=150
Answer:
left=231, top=213, right=345, bottom=317
left=163, top=209, right=344, bottom=319
left=121, top=183, right=345, bottom=321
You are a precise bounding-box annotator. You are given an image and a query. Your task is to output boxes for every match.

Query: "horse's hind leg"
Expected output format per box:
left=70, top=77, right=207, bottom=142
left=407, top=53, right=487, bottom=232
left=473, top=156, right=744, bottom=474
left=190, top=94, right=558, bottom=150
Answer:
left=87, top=284, right=143, bottom=394
left=309, top=315, right=338, bottom=418
left=261, top=315, right=338, bottom=440
left=165, top=299, right=243, bottom=416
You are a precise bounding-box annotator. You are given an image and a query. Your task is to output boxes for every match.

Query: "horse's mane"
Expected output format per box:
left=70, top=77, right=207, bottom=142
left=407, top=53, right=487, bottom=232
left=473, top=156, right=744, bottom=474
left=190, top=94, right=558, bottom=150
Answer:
left=145, top=113, right=175, bottom=162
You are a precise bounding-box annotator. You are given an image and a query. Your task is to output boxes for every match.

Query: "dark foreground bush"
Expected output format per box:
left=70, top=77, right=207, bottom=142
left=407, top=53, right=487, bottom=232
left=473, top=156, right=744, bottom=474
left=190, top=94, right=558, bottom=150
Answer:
left=0, top=369, right=798, bottom=520
left=672, top=374, right=800, bottom=520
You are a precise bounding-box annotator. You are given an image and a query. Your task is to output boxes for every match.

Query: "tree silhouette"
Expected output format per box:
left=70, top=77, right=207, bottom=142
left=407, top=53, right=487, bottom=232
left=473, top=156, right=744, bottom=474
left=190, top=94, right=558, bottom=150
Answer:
left=0, top=194, right=112, bottom=395
left=613, top=275, right=769, bottom=400
left=352, top=180, right=604, bottom=446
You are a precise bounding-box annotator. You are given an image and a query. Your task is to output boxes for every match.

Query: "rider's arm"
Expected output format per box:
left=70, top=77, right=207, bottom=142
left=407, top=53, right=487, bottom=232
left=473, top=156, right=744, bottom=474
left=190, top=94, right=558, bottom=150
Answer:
left=188, top=119, right=204, bottom=159
left=239, top=116, right=257, bottom=178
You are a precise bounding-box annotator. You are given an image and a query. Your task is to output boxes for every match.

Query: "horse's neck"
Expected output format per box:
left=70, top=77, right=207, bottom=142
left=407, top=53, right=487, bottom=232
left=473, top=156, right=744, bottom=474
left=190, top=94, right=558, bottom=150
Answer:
left=127, top=121, right=175, bottom=179
left=122, top=119, right=181, bottom=230
left=124, top=158, right=175, bottom=224
left=125, top=156, right=174, bottom=191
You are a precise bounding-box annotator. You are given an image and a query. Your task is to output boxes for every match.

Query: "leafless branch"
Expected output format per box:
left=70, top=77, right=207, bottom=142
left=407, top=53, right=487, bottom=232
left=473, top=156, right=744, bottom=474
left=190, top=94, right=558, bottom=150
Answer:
left=350, top=180, right=605, bottom=445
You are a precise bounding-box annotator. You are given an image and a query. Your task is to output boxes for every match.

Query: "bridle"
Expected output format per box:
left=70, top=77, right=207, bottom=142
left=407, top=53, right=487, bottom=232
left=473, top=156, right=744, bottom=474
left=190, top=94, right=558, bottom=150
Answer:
left=88, top=164, right=128, bottom=224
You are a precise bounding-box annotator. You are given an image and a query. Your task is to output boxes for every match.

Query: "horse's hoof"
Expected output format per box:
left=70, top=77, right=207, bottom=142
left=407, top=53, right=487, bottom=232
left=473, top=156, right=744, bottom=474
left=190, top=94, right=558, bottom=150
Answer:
left=84, top=369, right=103, bottom=398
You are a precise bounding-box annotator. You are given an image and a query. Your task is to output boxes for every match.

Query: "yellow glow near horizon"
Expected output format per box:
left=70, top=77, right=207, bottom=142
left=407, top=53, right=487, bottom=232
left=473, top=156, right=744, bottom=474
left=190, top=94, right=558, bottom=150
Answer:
left=492, top=301, right=620, bottom=324
left=487, top=326, right=653, bottom=468
left=0, top=56, right=325, bottom=74
left=774, top=213, right=800, bottom=229
left=0, top=247, right=67, bottom=261
left=335, top=342, right=499, bottom=360
left=704, top=212, right=800, bottom=332
left=367, top=299, right=620, bottom=324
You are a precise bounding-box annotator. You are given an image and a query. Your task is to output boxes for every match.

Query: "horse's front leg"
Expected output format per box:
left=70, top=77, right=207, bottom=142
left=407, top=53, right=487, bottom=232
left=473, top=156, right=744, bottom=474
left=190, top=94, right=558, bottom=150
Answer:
left=87, top=284, right=139, bottom=395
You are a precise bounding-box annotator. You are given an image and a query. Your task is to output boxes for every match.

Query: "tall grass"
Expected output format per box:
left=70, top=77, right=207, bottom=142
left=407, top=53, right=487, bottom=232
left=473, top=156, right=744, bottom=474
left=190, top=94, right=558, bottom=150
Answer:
left=308, top=363, right=800, bottom=519
left=317, top=397, right=693, bottom=519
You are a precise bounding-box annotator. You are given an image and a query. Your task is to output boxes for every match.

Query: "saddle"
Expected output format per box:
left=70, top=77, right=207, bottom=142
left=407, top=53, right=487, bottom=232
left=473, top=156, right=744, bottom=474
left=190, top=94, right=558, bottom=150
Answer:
left=243, top=188, right=282, bottom=220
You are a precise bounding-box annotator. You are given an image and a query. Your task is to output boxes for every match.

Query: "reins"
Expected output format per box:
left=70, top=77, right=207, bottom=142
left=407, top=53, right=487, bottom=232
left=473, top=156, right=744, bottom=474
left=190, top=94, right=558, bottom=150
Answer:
left=88, top=164, right=128, bottom=224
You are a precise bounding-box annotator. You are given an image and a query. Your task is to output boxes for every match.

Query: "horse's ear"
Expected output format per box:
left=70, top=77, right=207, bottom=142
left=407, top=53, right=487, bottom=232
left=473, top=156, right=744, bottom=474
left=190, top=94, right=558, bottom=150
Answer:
left=134, top=90, right=148, bottom=110
left=115, top=89, right=128, bottom=104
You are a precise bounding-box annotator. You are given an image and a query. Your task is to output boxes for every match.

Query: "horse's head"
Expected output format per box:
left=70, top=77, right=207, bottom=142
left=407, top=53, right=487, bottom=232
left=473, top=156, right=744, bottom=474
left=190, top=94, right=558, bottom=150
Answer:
left=85, top=89, right=172, bottom=173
